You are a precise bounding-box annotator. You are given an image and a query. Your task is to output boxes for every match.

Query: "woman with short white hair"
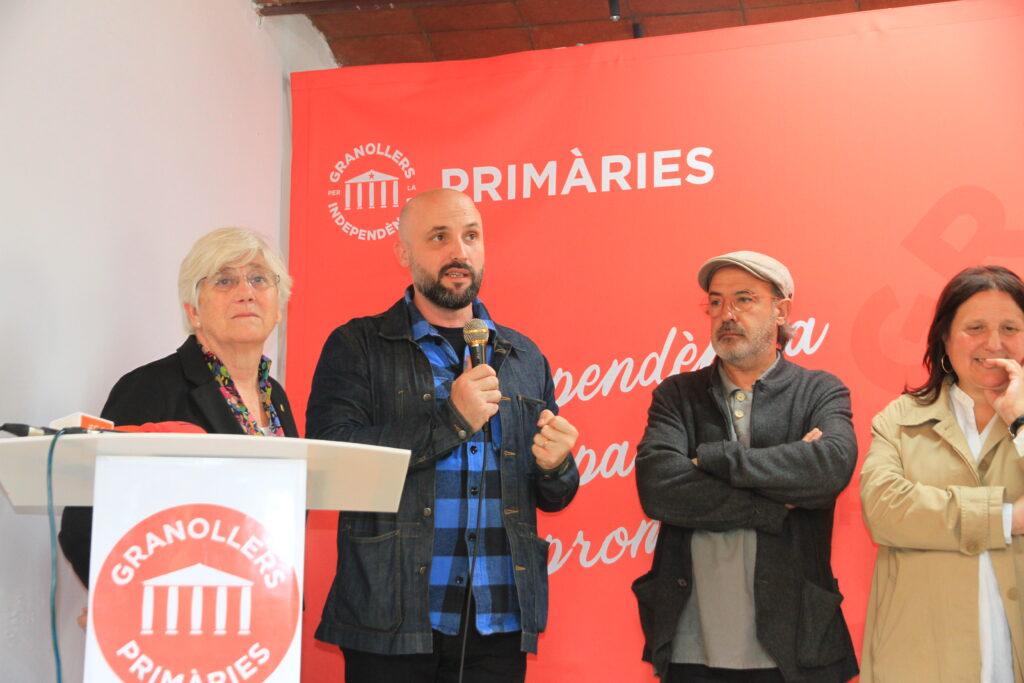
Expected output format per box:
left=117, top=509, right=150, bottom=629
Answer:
left=59, top=227, right=298, bottom=587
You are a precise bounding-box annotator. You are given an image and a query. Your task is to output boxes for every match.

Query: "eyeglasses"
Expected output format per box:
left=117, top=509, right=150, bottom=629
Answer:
left=198, top=267, right=280, bottom=292
left=701, top=293, right=781, bottom=317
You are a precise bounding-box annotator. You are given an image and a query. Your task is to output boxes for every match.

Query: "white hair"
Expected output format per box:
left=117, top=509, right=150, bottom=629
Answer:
left=177, top=227, right=292, bottom=333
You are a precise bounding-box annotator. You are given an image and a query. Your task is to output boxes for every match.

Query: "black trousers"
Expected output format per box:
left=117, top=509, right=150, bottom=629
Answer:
left=342, top=625, right=526, bottom=683
left=666, top=663, right=785, bottom=683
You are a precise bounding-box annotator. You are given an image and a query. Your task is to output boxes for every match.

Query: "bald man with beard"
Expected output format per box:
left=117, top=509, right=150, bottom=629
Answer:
left=307, top=189, right=580, bottom=683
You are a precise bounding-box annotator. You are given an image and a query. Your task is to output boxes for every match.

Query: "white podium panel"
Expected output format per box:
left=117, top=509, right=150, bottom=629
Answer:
left=84, top=456, right=305, bottom=683
left=0, top=432, right=410, bottom=682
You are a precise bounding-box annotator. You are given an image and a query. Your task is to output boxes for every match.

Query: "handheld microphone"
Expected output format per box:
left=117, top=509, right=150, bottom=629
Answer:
left=463, top=317, right=492, bottom=444
left=463, top=318, right=489, bottom=370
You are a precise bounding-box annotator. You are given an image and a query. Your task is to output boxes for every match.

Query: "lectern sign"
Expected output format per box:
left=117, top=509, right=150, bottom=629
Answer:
left=85, top=456, right=305, bottom=683
left=92, top=504, right=298, bottom=682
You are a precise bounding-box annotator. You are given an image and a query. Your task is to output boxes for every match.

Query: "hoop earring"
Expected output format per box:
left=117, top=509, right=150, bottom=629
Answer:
left=940, top=355, right=952, bottom=374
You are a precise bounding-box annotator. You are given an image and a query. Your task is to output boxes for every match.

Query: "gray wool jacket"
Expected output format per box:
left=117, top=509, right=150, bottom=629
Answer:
left=632, top=356, right=859, bottom=682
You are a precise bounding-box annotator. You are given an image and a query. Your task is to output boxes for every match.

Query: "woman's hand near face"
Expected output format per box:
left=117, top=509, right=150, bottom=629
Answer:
left=982, top=358, right=1024, bottom=426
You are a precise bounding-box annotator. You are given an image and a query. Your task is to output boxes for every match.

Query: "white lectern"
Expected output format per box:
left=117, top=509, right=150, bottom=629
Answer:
left=0, top=432, right=410, bottom=512
left=0, top=432, right=409, bottom=682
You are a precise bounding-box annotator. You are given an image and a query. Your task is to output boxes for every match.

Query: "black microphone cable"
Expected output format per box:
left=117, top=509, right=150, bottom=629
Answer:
left=457, top=429, right=490, bottom=683
left=457, top=318, right=495, bottom=683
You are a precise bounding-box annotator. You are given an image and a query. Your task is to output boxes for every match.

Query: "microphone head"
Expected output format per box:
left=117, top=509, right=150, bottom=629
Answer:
left=463, top=318, right=489, bottom=346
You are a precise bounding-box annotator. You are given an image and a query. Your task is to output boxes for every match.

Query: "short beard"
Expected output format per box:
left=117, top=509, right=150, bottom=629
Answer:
left=415, top=262, right=484, bottom=310
left=712, top=319, right=777, bottom=368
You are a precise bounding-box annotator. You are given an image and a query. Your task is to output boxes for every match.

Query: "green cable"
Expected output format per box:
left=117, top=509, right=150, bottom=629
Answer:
left=47, top=429, right=67, bottom=683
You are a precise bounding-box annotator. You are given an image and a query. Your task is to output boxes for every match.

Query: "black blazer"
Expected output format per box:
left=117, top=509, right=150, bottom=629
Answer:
left=58, top=335, right=299, bottom=585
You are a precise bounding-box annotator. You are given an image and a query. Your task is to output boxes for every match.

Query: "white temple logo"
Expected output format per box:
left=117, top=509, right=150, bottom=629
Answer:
left=325, top=142, right=418, bottom=241
left=140, top=563, right=254, bottom=636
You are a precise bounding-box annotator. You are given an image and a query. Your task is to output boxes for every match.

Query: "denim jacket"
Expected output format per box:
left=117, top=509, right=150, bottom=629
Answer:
left=307, top=296, right=580, bottom=655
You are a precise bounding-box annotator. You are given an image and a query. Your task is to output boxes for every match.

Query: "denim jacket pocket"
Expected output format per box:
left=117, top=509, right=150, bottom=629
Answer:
left=517, top=395, right=547, bottom=421
left=329, top=528, right=402, bottom=633
left=512, top=526, right=551, bottom=633
left=517, top=395, right=547, bottom=464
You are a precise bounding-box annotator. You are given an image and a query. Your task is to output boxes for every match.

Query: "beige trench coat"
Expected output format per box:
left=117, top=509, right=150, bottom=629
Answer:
left=860, top=383, right=1024, bottom=682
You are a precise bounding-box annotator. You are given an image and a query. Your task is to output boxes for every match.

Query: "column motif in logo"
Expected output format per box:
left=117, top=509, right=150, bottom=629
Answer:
left=140, top=563, right=254, bottom=637
left=345, top=170, right=399, bottom=210
left=326, top=142, right=417, bottom=241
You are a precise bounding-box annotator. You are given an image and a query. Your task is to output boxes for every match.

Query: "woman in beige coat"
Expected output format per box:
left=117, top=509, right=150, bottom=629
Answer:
left=861, top=265, right=1024, bottom=682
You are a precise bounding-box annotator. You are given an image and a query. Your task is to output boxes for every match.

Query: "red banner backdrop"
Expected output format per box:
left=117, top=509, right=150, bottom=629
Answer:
left=288, top=1, right=1024, bottom=679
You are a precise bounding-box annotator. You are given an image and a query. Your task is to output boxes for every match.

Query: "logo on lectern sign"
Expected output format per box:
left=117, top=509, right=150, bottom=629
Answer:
left=325, top=142, right=418, bottom=241
left=92, top=503, right=299, bottom=682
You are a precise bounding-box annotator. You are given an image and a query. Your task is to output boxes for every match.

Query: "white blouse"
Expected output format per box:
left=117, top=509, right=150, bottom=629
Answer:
left=948, top=384, right=1017, bottom=683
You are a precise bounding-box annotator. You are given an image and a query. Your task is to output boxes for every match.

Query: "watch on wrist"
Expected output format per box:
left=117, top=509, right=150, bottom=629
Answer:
left=1009, top=415, right=1024, bottom=438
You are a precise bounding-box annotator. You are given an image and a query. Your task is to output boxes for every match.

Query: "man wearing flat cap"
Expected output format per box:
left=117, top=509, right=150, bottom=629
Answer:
left=632, top=251, right=859, bottom=682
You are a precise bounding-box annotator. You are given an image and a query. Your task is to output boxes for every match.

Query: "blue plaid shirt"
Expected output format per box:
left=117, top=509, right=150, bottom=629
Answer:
left=404, top=288, right=522, bottom=636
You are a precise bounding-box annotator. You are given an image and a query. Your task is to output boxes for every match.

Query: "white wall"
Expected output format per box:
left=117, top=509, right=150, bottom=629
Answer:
left=0, top=2, right=335, bottom=680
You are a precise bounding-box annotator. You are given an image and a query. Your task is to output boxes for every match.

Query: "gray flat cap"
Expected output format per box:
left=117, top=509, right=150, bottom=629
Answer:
left=697, top=250, right=794, bottom=299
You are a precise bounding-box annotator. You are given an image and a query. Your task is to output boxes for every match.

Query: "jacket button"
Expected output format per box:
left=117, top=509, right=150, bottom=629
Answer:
left=422, top=507, right=432, bottom=517
left=677, top=577, right=688, bottom=588
left=1009, top=588, right=1020, bottom=601
left=422, top=393, right=432, bottom=401
left=966, top=542, right=980, bottom=554
left=418, top=565, right=428, bottom=575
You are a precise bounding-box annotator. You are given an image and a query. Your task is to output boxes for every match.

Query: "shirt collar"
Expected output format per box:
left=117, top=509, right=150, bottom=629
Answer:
left=403, top=285, right=496, bottom=342
left=718, top=364, right=741, bottom=394
left=949, top=382, right=975, bottom=411
left=948, top=382, right=977, bottom=432
left=947, top=382, right=998, bottom=456
left=200, top=343, right=272, bottom=383
left=716, top=351, right=782, bottom=393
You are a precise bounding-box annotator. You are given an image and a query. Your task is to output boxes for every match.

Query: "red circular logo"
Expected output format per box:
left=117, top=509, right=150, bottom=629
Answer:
left=92, top=504, right=299, bottom=682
